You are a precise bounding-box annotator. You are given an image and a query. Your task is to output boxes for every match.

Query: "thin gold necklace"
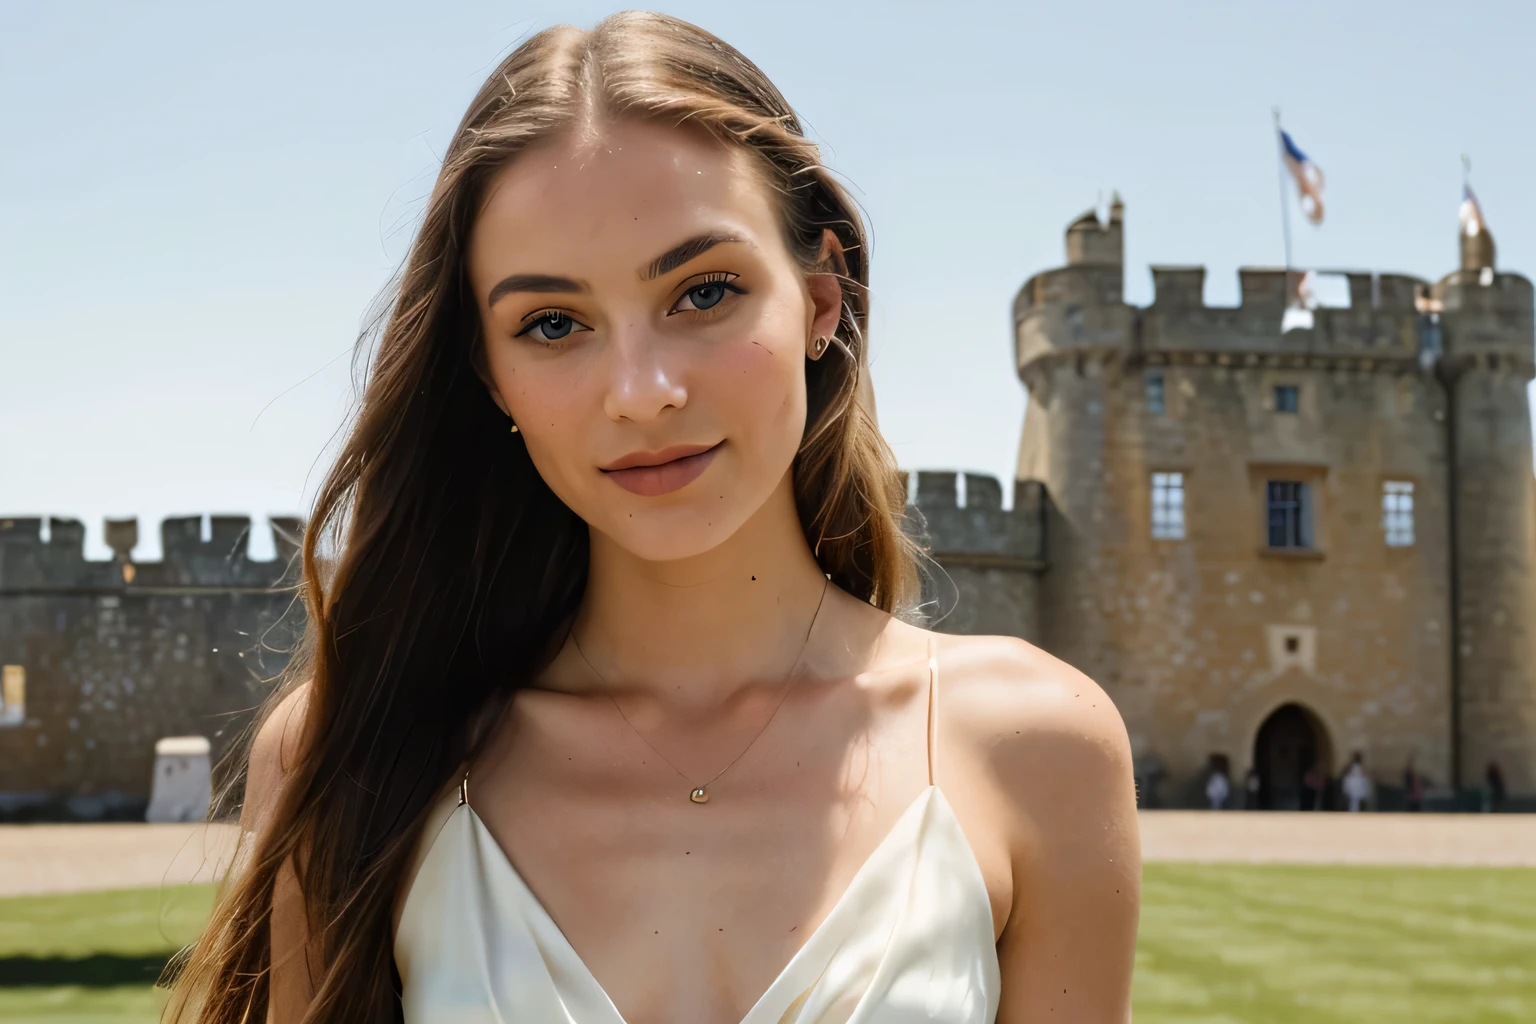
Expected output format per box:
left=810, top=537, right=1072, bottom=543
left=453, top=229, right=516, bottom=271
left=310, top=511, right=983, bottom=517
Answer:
left=569, top=577, right=830, bottom=805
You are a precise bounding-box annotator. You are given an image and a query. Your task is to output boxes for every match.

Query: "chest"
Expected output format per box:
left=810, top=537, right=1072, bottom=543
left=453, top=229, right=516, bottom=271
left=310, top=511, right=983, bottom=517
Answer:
left=494, top=737, right=925, bottom=1012
left=406, top=679, right=1008, bottom=1023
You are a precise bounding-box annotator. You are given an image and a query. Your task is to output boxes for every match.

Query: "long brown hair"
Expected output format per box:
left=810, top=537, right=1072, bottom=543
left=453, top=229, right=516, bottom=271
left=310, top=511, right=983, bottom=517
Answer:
left=169, top=11, right=917, bottom=1022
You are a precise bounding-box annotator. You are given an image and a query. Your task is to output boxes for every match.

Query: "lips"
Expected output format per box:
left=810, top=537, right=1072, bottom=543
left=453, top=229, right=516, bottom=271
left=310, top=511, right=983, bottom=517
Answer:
left=601, top=442, right=723, bottom=497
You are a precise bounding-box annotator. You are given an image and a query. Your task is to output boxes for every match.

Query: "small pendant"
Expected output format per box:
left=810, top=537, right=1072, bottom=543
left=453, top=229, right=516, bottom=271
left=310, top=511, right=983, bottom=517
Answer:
left=689, top=786, right=709, bottom=804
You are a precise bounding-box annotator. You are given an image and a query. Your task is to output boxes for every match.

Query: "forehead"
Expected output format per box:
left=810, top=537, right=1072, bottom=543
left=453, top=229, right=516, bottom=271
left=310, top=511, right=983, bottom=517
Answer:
left=469, top=119, right=784, bottom=277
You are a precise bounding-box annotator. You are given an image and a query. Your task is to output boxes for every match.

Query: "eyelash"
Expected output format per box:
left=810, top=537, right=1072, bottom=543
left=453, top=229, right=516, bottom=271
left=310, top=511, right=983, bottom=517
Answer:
left=515, top=309, right=590, bottom=346
left=668, top=272, right=745, bottom=315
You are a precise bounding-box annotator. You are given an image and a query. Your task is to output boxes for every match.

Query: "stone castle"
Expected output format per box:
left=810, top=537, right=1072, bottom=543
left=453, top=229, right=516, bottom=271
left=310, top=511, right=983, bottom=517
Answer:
left=919, top=197, right=1535, bottom=807
left=3, top=200, right=1532, bottom=816
left=0, top=518, right=302, bottom=819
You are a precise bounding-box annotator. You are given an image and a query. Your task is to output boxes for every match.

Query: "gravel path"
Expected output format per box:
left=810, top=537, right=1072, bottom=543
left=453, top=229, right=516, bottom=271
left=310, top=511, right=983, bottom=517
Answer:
left=1137, top=811, right=1536, bottom=867
left=1, top=812, right=1532, bottom=897
left=0, top=823, right=241, bottom=897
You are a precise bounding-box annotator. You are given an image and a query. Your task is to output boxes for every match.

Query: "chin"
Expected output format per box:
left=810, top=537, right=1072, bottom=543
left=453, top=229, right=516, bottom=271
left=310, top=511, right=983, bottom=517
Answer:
left=593, top=502, right=756, bottom=564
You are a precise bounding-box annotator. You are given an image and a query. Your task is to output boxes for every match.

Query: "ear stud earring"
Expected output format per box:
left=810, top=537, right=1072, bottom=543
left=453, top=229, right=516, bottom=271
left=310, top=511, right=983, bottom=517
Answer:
left=809, top=336, right=830, bottom=360
left=509, top=421, right=520, bottom=434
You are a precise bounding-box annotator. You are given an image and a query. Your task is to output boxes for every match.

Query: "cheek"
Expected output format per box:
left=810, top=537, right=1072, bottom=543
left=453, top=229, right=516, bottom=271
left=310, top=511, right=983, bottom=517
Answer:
left=484, top=323, right=598, bottom=428
left=706, top=325, right=806, bottom=446
left=485, top=346, right=595, bottom=488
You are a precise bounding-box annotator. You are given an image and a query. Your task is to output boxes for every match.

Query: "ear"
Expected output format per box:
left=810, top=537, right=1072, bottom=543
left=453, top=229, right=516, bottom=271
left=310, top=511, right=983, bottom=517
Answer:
left=805, top=228, right=846, bottom=349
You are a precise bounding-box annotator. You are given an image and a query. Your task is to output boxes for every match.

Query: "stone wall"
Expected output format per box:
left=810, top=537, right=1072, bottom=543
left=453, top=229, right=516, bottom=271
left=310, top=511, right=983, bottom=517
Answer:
left=1021, top=348, right=1457, bottom=796
left=0, top=516, right=301, bottom=819
left=904, top=473, right=1046, bottom=642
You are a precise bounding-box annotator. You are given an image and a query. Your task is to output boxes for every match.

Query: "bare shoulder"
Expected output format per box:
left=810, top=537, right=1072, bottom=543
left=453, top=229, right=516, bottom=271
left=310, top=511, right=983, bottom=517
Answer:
left=928, top=633, right=1136, bottom=851
left=243, top=681, right=313, bottom=833
left=926, top=632, right=1140, bottom=1017
left=932, top=634, right=1131, bottom=774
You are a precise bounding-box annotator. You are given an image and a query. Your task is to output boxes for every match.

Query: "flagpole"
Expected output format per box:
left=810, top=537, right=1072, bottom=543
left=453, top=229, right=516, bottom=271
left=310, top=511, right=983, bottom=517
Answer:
left=1272, top=107, right=1294, bottom=278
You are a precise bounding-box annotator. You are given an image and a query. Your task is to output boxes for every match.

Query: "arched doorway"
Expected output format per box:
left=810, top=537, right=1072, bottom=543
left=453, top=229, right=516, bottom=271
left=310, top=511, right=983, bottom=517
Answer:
left=1253, top=703, right=1331, bottom=810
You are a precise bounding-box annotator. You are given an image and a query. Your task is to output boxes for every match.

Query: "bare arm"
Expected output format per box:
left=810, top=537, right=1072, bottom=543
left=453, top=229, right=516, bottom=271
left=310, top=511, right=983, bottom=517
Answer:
left=954, top=639, right=1142, bottom=1022
left=241, top=683, right=317, bottom=1023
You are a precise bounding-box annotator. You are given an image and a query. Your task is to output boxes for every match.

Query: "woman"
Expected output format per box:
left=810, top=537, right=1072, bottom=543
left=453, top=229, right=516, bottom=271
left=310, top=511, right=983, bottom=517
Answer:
left=172, top=12, right=1139, bottom=1023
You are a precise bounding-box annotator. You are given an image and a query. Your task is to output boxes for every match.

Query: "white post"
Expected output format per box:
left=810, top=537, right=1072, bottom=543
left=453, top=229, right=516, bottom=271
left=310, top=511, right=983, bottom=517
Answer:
left=146, top=735, right=213, bottom=823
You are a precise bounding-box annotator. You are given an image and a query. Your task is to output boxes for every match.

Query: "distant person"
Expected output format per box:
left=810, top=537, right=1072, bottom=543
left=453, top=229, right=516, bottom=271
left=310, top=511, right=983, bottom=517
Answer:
left=1206, top=765, right=1231, bottom=810
left=1403, top=756, right=1424, bottom=812
left=1302, top=763, right=1324, bottom=811
left=1342, top=754, right=1373, bottom=813
left=160, top=13, right=1141, bottom=1023
left=1243, top=766, right=1262, bottom=810
left=1486, top=760, right=1507, bottom=812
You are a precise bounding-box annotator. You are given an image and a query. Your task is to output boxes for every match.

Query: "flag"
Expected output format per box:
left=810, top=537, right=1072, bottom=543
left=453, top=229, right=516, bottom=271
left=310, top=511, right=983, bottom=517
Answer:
left=1460, top=183, right=1485, bottom=238
left=1279, top=130, right=1325, bottom=225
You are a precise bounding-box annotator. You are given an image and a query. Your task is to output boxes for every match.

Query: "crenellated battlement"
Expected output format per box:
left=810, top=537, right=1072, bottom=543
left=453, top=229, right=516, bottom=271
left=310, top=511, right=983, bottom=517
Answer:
left=0, top=515, right=303, bottom=592
left=905, top=472, right=1046, bottom=570
left=1015, top=262, right=1440, bottom=377
left=1139, top=266, right=1430, bottom=363
left=1014, top=196, right=1534, bottom=384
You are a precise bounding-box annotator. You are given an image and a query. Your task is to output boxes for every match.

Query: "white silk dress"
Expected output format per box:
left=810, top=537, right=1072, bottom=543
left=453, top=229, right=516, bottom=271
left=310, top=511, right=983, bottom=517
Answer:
left=394, top=649, right=1001, bottom=1023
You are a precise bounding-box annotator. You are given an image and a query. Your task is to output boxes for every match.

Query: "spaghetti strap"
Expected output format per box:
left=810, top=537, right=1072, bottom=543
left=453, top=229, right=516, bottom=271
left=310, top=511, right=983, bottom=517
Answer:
left=926, top=636, right=939, bottom=788
left=457, top=770, right=470, bottom=808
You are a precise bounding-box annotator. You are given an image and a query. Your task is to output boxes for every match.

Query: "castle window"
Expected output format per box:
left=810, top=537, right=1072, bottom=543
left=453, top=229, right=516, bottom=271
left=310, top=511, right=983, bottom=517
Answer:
left=0, top=665, right=23, bottom=726
left=1274, top=385, right=1300, bottom=414
left=1267, top=481, right=1312, bottom=549
left=1151, top=472, right=1185, bottom=540
left=1145, top=371, right=1166, bottom=415
left=1383, top=481, right=1415, bottom=547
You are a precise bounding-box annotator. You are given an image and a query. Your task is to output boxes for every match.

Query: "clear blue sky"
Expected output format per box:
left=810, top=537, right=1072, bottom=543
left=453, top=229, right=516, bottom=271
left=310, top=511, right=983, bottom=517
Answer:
left=3, top=0, right=1532, bottom=560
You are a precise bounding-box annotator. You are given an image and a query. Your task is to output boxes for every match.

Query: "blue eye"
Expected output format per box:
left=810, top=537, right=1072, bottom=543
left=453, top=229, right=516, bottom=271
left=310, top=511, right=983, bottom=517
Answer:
left=517, top=311, right=589, bottom=344
left=685, top=282, right=727, bottom=310
left=670, top=274, right=743, bottom=315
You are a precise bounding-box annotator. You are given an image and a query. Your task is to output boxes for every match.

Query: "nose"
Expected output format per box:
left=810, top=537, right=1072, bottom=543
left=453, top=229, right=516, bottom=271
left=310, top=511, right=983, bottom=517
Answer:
left=600, top=323, right=687, bottom=424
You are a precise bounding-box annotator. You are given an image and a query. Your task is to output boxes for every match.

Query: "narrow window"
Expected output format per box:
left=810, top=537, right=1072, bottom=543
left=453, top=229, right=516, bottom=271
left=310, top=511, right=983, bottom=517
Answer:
left=1145, top=371, right=1166, bottom=415
left=1383, top=480, right=1415, bottom=547
left=1274, top=385, right=1300, bottom=414
left=1151, top=472, right=1185, bottom=540
left=1267, top=481, right=1311, bottom=549
left=0, top=665, right=23, bottom=726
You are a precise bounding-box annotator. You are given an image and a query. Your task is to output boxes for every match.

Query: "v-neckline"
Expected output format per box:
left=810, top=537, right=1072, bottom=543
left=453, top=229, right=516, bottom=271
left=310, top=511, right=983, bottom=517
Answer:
left=462, top=785, right=945, bottom=1024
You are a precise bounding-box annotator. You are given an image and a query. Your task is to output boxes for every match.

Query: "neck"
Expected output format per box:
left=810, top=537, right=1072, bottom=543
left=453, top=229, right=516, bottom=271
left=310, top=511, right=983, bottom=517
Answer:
left=568, top=475, right=830, bottom=707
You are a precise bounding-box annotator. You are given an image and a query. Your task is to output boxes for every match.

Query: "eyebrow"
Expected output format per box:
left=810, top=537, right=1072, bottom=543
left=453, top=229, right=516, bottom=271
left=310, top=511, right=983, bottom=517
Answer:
left=485, top=232, right=745, bottom=307
left=486, top=273, right=585, bottom=307
left=641, top=233, right=744, bottom=281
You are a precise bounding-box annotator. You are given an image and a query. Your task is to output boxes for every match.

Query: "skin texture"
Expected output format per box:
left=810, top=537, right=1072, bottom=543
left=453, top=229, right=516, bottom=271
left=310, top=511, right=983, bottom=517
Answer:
left=245, top=119, right=1140, bottom=1023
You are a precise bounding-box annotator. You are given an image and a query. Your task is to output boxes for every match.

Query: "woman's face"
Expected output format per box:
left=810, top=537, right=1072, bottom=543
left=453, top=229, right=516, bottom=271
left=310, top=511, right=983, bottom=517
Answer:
left=467, top=119, right=841, bottom=563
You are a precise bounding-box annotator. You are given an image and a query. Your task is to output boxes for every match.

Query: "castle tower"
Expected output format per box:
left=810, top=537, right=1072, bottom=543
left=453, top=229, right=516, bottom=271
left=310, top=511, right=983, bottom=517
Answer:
left=1015, top=199, right=1466, bottom=804
left=1014, top=198, right=1136, bottom=695
left=1439, top=230, right=1536, bottom=792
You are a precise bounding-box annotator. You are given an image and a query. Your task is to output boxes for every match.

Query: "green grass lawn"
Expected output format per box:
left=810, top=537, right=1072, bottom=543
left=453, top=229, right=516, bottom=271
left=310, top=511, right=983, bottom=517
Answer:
left=0, top=884, right=215, bottom=1023
left=1134, top=864, right=1536, bottom=1023
left=0, top=865, right=1531, bottom=1023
